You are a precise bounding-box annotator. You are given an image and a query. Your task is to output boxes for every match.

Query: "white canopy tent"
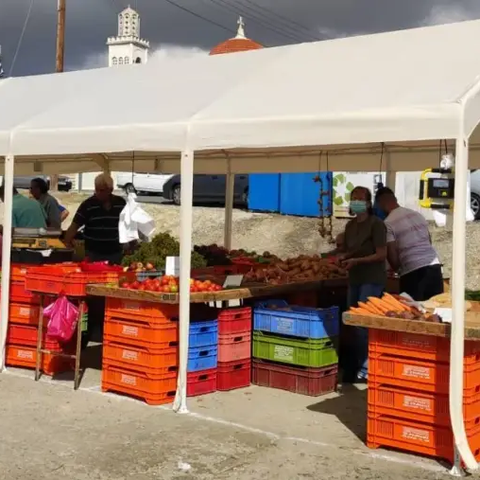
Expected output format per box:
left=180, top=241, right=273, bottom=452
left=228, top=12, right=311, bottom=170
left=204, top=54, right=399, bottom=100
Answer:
left=1, top=18, right=480, bottom=471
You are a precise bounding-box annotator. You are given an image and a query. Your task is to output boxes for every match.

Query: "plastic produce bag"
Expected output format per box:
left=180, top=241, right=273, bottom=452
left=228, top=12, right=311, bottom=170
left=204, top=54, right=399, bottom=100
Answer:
left=44, top=295, right=79, bottom=343
left=119, top=192, right=156, bottom=244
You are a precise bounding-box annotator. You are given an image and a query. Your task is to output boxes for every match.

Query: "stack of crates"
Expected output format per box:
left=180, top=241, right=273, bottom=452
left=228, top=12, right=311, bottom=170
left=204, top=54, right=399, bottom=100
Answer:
left=368, top=329, right=480, bottom=463
left=252, top=300, right=339, bottom=396
left=187, top=309, right=218, bottom=397
left=5, top=265, right=74, bottom=374
left=102, top=298, right=179, bottom=405
left=217, top=307, right=252, bottom=391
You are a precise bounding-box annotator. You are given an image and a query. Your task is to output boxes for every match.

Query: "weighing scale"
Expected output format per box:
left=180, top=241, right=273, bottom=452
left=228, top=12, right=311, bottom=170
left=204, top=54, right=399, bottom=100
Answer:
left=11, top=228, right=74, bottom=263
left=419, top=168, right=455, bottom=210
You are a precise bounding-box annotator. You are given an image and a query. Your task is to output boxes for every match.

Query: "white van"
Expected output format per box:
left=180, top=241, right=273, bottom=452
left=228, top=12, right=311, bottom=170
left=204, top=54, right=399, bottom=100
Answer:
left=116, top=172, right=174, bottom=195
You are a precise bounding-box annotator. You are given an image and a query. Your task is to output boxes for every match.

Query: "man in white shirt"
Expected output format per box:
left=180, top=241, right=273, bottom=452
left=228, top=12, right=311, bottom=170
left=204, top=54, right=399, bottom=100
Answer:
left=375, top=187, right=443, bottom=301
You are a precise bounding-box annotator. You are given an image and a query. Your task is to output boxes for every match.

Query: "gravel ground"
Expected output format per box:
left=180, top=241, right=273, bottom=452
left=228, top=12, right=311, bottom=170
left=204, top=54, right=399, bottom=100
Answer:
left=4, top=191, right=479, bottom=289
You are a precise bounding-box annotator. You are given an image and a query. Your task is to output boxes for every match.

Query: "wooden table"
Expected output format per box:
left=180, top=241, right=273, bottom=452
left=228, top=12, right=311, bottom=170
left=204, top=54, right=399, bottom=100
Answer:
left=343, top=311, right=480, bottom=341
left=86, top=280, right=335, bottom=304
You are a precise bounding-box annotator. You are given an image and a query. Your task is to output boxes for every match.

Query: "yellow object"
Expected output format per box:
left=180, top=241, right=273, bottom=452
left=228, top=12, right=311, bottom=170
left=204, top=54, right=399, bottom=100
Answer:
left=418, top=168, right=455, bottom=209
left=11, top=236, right=67, bottom=250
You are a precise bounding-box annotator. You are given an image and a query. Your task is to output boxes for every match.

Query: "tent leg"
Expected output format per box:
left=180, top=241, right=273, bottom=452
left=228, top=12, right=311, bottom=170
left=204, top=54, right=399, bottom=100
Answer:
left=449, top=136, right=478, bottom=471
left=0, top=154, right=14, bottom=371
left=224, top=161, right=234, bottom=250
left=173, top=149, right=194, bottom=414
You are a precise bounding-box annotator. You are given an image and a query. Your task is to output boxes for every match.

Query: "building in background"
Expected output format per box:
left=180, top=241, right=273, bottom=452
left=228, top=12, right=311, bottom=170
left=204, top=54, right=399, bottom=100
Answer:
left=107, top=6, right=150, bottom=67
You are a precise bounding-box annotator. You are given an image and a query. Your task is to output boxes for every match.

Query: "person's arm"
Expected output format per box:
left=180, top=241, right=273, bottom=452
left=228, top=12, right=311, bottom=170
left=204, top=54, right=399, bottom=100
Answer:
left=343, top=221, right=387, bottom=269
left=64, top=201, right=87, bottom=246
left=60, top=208, right=70, bottom=222
left=384, top=221, right=401, bottom=272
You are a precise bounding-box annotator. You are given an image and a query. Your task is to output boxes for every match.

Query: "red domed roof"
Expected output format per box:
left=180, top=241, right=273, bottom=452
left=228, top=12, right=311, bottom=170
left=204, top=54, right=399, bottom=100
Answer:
left=209, top=37, right=263, bottom=56
left=209, top=17, right=264, bottom=56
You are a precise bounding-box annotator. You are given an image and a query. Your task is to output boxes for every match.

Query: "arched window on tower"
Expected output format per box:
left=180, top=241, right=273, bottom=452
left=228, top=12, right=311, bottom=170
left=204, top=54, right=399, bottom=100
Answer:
left=112, top=57, right=118, bottom=66
left=135, top=57, right=141, bottom=64
left=119, top=57, right=124, bottom=65
left=125, top=57, right=130, bottom=64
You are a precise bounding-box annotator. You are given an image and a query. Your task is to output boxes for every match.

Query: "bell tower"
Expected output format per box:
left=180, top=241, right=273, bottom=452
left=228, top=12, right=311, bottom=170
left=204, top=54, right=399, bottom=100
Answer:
left=107, top=6, right=150, bottom=67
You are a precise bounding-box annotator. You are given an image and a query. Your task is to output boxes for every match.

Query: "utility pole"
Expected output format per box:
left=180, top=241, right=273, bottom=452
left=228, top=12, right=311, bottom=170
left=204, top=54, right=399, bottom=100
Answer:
left=51, top=0, right=66, bottom=191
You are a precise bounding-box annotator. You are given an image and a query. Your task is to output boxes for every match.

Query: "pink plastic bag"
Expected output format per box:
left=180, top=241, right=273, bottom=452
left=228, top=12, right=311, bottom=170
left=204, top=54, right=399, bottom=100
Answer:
left=44, top=295, right=79, bottom=343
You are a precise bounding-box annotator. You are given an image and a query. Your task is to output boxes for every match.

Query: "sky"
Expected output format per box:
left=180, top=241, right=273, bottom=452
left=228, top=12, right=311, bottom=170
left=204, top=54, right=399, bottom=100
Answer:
left=1, top=0, right=480, bottom=76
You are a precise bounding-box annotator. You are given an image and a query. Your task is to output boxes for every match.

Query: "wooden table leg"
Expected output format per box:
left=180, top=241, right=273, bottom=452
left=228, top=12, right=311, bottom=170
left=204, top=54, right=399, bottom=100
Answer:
left=73, top=301, right=85, bottom=390
left=35, top=295, right=44, bottom=382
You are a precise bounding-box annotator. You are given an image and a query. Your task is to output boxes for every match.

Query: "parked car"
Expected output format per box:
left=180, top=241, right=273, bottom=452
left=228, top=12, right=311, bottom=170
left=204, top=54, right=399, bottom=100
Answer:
left=162, top=174, right=249, bottom=206
left=116, top=172, right=173, bottom=195
left=471, top=170, right=480, bottom=219
left=12, top=175, right=72, bottom=192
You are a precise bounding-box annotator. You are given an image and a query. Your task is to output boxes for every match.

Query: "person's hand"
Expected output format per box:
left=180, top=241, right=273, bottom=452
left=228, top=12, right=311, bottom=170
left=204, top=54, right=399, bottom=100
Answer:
left=342, top=258, right=359, bottom=270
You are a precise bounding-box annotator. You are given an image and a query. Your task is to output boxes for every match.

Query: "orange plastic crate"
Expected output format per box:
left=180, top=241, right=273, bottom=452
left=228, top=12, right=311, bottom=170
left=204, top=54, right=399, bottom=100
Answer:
left=369, top=353, right=480, bottom=396
left=9, top=281, right=41, bottom=304
left=105, top=297, right=179, bottom=324
left=102, top=364, right=177, bottom=405
left=8, top=303, right=40, bottom=326
left=25, top=265, right=113, bottom=296
left=103, top=341, right=178, bottom=373
left=218, top=331, right=251, bottom=363
left=6, top=345, right=73, bottom=375
left=369, top=329, right=480, bottom=364
left=368, top=383, right=480, bottom=430
left=11, top=264, right=29, bottom=282
left=104, top=317, right=178, bottom=348
left=367, top=413, right=480, bottom=463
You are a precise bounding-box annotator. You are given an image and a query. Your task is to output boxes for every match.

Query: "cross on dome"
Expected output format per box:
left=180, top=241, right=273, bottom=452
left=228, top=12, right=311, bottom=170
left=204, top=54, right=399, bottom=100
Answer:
left=236, top=16, right=246, bottom=39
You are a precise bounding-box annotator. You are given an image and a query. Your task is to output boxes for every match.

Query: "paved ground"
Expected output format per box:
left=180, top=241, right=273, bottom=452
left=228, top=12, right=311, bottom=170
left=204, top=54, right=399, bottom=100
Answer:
left=0, top=365, right=452, bottom=480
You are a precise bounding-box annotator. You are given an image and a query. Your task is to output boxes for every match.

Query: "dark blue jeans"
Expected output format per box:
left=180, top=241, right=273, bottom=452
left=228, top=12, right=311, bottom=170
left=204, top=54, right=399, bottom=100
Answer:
left=346, top=283, right=385, bottom=381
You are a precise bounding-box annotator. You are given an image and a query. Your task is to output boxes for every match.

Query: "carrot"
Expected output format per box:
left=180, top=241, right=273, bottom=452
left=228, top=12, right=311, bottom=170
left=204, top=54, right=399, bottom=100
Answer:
left=383, top=292, right=410, bottom=312
left=349, top=307, right=375, bottom=316
left=368, top=297, right=391, bottom=315
left=381, top=296, right=405, bottom=312
left=358, top=301, right=383, bottom=316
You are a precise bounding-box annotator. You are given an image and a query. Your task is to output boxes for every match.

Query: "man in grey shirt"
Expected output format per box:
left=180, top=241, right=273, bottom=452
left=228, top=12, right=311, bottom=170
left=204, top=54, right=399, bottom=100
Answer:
left=30, top=178, right=62, bottom=229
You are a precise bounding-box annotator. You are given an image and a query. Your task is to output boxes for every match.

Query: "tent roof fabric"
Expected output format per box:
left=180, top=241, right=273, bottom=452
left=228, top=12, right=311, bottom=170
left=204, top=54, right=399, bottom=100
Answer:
left=2, top=19, right=480, bottom=170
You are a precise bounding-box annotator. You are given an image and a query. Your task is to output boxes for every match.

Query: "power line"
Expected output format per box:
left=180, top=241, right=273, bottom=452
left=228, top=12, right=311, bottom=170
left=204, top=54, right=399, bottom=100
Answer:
left=240, top=0, right=323, bottom=41
left=203, top=0, right=308, bottom=43
left=9, top=0, right=35, bottom=76
left=162, top=0, right=236, bottom=36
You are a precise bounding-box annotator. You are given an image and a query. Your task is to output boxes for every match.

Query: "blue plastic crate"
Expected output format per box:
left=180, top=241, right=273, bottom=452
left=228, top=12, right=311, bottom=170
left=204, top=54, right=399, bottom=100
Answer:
left=254, top=300, right=339, bottom=339
left=189, top=320, right=218, bottom=348
left=187, top=346, right=218, bottom=372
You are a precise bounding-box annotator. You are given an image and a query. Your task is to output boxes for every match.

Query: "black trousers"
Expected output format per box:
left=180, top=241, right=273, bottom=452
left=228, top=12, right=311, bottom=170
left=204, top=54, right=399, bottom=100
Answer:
left=399, top=264, right=444, bottom=301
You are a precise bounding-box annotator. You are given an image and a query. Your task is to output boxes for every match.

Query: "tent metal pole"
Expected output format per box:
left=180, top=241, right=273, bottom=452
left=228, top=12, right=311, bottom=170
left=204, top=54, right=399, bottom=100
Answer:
left=449, top=135, right=478, bottom=472
left=0, top=154, right=14, bottom=371
left=173, top=149, right=194, bottom=414
left=224, top=157, right=234, bottom=250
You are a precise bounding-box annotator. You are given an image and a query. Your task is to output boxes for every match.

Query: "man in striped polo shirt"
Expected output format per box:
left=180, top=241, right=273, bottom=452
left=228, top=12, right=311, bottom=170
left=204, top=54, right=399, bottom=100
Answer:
left=375, top=187, right=444, bottom=301
left=65, top=174, right=126, bottom=264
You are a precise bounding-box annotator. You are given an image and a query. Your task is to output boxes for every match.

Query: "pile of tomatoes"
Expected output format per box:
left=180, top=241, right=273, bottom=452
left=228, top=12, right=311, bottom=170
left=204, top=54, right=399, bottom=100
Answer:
left=120, top=275, right=223, bottom=293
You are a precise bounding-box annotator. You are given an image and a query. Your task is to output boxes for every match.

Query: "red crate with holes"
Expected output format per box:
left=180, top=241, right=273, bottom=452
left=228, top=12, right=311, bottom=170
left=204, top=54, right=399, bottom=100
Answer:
left=218, top=307, right=252, bottom=334
left=217, top=360, right=251, bottom=391
left=7, top=324, right=74, bottom=352
left=105, top=297, right=179, bottom=324
left=187, top=368, right=217, bottom=397
left=252, top=359, right=337, bottom=396
left=218, top=331, right=251, bottom=363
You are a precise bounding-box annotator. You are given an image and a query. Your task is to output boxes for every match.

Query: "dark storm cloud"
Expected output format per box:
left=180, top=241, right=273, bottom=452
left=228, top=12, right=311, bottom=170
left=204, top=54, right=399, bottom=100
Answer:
left=1, top=0, right=480, bottom=76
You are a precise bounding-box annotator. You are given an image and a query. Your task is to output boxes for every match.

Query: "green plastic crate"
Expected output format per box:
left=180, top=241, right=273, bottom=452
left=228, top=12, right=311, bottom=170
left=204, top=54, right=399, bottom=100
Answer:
left=81, top=312, right=88, bottom=333
left=253, top=331, right=338, bottom=368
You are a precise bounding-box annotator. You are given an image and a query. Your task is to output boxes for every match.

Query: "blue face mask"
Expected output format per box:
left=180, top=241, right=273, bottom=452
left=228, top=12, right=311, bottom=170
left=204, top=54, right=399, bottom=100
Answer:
left=350, top=200, right=368, bottom=215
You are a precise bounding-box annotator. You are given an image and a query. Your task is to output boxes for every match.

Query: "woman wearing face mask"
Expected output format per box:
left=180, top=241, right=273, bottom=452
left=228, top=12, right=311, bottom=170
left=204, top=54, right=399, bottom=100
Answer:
left=340, top=186, right=387, bottom=382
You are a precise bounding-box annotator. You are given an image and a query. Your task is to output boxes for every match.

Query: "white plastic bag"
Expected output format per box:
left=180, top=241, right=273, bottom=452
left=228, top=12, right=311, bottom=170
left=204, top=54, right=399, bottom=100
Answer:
left=119, top=192, right=156, bottom=243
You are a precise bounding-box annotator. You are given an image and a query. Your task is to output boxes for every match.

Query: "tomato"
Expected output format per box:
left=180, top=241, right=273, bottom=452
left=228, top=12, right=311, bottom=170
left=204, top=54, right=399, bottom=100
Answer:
left=170, top=285, right=179, bottom=293
left=120, top=282, right=129, bottom=289
left=138, top=285, right=146, bottom=291
left=131, top=281, right=140, bottom=290
left=162, top=285, right=171, bottom=293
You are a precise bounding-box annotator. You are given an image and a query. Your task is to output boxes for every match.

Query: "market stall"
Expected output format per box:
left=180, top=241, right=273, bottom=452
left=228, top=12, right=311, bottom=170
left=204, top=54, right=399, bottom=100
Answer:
left=343, top=295, right=480, bottom=465
left=2, top=19, right=480, bottom=472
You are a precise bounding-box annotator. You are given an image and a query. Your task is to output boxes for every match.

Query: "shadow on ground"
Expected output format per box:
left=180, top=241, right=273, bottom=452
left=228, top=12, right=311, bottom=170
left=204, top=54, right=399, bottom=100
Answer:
left=306, top=385, right=368, bottom=442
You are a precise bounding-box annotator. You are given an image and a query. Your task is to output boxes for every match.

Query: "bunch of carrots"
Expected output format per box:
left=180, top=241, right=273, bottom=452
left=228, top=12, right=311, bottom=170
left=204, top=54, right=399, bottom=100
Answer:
left=349, top=293, right=421, bottom=318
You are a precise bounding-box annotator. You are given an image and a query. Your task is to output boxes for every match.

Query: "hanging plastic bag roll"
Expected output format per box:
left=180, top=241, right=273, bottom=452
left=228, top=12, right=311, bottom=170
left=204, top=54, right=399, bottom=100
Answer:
left=119, top=192, right=156, bottom=243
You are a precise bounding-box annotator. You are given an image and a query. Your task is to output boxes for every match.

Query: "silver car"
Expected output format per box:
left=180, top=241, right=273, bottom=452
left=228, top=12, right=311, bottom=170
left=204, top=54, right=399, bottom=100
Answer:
left=471, top=170, right=480, bottom=219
